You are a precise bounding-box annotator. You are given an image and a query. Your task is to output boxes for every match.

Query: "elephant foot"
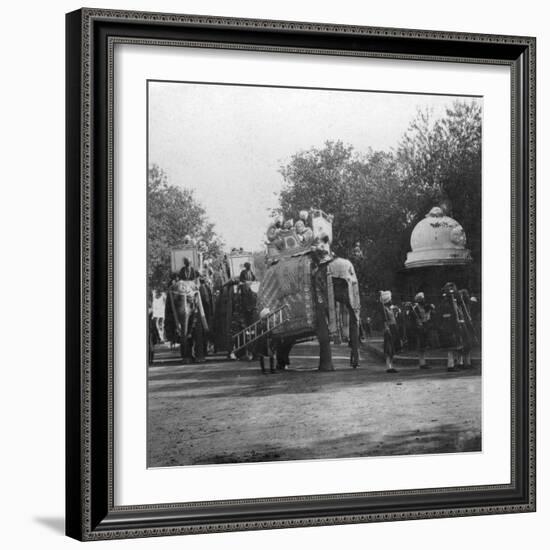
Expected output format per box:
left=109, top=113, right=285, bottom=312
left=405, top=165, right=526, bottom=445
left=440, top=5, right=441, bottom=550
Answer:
left=318, top=363, right=335, bottom=372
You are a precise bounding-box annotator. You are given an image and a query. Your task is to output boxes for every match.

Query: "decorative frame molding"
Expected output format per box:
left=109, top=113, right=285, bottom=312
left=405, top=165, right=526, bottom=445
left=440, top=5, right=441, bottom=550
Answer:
left=66, top=8, right=536, bottom=541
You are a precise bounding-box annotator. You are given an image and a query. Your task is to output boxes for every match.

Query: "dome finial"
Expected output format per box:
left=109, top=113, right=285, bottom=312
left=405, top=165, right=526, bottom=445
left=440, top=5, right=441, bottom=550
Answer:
left=426, top=206, right=444, bottom=218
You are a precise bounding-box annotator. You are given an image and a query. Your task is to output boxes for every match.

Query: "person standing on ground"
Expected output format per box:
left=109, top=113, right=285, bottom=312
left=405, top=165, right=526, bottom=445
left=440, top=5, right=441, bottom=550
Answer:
left=151, top=289, right=167, bottom=343
left=410, top=292, right=435, bottom=370
left=380, top=290, right=401, bottom=373
left=440, top=282, right=474, bottom=372
left=164, top=273, right=180, bottom=349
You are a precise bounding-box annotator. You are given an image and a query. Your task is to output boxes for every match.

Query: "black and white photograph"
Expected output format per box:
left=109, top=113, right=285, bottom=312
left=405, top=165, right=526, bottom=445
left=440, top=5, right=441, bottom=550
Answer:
left=147, top=81, right=483, bottom=468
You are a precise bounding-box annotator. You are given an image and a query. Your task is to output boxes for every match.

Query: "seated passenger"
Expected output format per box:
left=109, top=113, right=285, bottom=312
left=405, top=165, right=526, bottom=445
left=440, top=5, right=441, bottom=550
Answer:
left=178, top=257, right=198, bottom=281
left=239, top=262, right=256, bottom=282
left=295, top=220, right=313, bottom=246
left=266, top=215, right=283, bottom=242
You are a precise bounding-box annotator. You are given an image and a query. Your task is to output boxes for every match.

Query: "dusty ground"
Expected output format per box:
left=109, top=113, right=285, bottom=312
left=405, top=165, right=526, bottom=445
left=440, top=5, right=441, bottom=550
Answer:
left=147, top=343, right=481, bottom=467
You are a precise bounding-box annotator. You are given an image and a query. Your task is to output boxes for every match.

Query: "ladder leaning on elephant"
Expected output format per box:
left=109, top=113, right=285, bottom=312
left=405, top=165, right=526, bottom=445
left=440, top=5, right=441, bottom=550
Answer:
left=258, top=250, right=361, bottom=372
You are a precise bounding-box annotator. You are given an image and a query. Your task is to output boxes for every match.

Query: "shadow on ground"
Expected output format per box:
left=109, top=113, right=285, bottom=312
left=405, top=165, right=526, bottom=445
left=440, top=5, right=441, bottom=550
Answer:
left=149, top=351, right=480, bottom=401
left=34, top=517, right=65, bottom=535
left=190, top=422, right=481, bottom=465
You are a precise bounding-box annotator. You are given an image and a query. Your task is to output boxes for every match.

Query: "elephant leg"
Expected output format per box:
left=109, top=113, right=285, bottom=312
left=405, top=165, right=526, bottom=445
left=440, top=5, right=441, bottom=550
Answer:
left=276, top=348, right=286, bottom=370
left=267, top=336, right=275, bottom=373
left=276, top=340, right=292, bottom=370
left=347, top=305, right=360, bottom=368
left=179, top=308, right=191, bottom=364
left=194, top=324, right=205, bottom=363
left=180, top=334, right=191, bottom=364
left=316, top=305, right=334, bottom=372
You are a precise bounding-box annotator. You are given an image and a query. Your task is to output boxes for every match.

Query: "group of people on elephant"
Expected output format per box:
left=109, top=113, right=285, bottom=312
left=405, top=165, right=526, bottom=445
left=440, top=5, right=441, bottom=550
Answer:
left=250, top=233, right=362, bottom=373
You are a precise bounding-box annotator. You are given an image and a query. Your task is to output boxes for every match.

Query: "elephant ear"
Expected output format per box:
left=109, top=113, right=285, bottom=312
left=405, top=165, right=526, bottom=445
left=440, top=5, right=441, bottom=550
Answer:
left=325, top=265, right=338, bottom=337
left=329, top=258, right=361, bottom=318
left=167, top=289, right=183, bottom=336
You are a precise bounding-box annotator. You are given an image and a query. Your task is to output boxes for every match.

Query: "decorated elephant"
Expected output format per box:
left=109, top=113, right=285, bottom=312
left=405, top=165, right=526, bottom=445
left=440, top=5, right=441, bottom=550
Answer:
left=257, top=248, right=361, bottom=371
left=167, top=280, right=209, bottom=364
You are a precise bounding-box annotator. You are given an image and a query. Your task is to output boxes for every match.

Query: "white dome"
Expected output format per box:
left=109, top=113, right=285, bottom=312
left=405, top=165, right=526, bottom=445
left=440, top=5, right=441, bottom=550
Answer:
left=405, top=207, right=472, bottom=268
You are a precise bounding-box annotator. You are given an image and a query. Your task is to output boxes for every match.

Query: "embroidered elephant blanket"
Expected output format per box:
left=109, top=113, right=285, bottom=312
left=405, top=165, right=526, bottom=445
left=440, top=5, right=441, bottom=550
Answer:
left=257, top=255, right=315, bottom=338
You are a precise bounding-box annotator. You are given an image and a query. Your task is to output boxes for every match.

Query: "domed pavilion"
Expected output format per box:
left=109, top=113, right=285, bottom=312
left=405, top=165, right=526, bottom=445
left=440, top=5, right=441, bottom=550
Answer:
left=396, top=206, right=478, bottom=302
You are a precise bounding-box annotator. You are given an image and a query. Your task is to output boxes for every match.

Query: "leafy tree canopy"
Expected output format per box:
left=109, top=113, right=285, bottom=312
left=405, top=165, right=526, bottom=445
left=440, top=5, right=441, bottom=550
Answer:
left=148, top=165, right=223, bottom=289
left=277, top=100, right=482, bottom=296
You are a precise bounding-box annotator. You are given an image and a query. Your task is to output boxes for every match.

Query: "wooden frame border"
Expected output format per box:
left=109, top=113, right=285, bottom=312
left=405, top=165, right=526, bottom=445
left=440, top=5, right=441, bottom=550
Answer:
left=66, top=8, right=536, bottom=540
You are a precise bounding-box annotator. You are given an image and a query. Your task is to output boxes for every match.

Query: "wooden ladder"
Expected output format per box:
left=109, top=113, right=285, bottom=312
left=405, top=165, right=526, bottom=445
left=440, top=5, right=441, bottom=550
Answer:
left=232, top=306, right=287, bottom=354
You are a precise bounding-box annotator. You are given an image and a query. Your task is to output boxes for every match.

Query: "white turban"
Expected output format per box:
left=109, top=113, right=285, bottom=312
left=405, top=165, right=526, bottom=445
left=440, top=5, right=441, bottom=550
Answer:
left=414, top=292, right=425, bottom=302
left=299, top=210, right=309, bottom=221
left=380, top=290, right=392, bottom=304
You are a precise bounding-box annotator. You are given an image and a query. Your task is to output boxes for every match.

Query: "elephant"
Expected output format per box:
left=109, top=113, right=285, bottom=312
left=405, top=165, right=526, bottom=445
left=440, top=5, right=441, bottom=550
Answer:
left=212, top=278, right=259, bottom=357
left=257, top=249, right=361, bottom=372
left=167, top=280, right=209, bottom=364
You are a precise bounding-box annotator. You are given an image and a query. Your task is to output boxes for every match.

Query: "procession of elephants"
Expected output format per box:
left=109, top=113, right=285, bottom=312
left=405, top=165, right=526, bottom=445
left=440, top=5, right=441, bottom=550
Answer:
left=150, top=206, right=478, bottom=375
left=150, top=208, right=363, bottom=373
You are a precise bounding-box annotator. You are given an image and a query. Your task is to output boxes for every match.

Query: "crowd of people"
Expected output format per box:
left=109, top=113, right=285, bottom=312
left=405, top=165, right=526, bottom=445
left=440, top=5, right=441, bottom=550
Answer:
left=379, top=282, right=479, bottom=374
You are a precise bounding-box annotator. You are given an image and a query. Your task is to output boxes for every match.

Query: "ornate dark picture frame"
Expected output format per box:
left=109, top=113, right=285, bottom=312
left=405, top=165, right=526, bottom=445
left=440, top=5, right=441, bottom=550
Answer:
left=66, top=8, right=536, bottom=541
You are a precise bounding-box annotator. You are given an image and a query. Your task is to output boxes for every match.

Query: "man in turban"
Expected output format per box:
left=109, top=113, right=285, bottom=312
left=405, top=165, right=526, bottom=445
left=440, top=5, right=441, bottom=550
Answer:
left=380, top=290, right=401, bottom=373
left=410, top=291, right=435, bottom=369
left=178, top=257, right=198, bottom=281
left=239, top=262, right=256, bottom=283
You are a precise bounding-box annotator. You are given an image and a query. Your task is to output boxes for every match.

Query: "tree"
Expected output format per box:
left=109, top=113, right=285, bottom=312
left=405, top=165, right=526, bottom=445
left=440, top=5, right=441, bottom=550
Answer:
left=148, top=165, right=223, bottom=289
left=278, top=141, right=408, bottom=294
left=396, top=101, right=482, bottom=280
left=276, top=100, right=482, bottom=300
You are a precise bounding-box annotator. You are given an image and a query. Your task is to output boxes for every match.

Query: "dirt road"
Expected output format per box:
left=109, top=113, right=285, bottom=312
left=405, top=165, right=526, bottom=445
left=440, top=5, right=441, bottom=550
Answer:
left=147, top=343, right=481, bottom=467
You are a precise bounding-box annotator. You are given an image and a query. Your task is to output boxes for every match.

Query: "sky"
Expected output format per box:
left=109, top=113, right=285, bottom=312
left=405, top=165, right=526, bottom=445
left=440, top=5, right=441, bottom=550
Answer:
left=148, top=81, right=480, bottom=251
